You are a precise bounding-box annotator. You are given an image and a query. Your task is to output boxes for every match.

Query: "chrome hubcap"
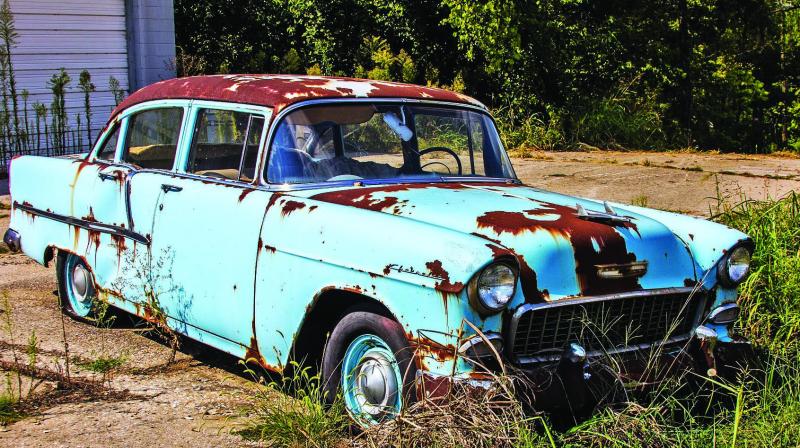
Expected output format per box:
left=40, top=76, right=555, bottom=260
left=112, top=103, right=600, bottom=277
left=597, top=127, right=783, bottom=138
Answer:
left=355, top=354, right=398, bottom=416
left=71, top=264, right=90, bottom=303
left=341, top=334, right=403, bottom=426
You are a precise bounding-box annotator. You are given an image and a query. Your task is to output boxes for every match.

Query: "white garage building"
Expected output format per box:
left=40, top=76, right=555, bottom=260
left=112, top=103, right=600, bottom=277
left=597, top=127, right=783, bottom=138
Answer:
left=10, top=0, right=176, bottom=146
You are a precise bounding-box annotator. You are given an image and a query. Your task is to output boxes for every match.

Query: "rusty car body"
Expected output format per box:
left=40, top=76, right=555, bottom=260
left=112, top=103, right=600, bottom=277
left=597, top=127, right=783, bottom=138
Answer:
left=3, top=75, right=753, bottom=425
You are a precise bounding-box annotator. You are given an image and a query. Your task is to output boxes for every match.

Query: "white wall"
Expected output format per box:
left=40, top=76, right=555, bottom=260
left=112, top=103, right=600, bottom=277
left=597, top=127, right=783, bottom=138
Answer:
left=9, top=0, right=130, bottom=148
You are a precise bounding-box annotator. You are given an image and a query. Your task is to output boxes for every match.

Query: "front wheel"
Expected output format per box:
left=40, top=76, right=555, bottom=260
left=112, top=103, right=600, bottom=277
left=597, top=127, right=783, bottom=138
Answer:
left=321, top=311, right=417, bottom=427
left=56, top=252, right=97, bottom=321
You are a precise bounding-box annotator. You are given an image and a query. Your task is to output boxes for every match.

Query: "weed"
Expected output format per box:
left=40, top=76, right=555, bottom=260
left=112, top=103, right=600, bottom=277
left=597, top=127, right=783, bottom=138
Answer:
left=238, top=361, right=349, bottom=447
left=631, top=195, right=649, bottom=207
left=76, top=354, right=127, bottom=375
left=113, top=248, right=183, bottom=364
left=0, top=392, right=22, bottom=425
left=641, top=159, right=652, bottom=167
left=684, top=165, right=704, bottom=172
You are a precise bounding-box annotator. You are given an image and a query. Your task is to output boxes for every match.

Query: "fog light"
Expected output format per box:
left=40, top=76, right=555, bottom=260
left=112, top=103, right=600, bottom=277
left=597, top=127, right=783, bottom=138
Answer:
left=458, top=334, right=503, bottom=362
left=708, top=303, right=740, bottom=325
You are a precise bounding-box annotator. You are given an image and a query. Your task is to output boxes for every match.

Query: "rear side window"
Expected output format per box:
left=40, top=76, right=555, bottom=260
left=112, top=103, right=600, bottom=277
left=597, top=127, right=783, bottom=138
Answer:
left=122, top=108, right=184, bottom=170
left=95, top=125, right=120, bottom=161
left=187, top=108, right=265, bottom=182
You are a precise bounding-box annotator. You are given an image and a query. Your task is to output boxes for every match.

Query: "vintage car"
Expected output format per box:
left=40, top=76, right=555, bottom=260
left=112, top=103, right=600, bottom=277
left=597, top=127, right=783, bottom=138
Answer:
left=3, top=75, right=753, bottom=425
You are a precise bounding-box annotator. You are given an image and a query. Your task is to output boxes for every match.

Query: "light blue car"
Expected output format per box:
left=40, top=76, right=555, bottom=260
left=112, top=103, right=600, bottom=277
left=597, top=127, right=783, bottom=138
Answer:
left=3, top=75, right=753, bottom=426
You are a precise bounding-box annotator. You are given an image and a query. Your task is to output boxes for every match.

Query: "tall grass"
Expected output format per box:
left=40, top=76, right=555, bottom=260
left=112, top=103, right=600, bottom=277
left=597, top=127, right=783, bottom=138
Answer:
left=712, top=192, right=800, bottom=352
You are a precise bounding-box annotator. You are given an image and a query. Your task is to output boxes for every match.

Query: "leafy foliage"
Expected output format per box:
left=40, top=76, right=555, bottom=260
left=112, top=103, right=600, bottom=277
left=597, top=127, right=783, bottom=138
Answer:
left=175, top=0, right=800, bottom=153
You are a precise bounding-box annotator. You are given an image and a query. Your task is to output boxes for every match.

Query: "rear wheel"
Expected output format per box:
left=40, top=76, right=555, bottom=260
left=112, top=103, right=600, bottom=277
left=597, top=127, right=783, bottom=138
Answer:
left=321, top=311, right=417, bottom=427
left=56, top=253, right=97, bottom=321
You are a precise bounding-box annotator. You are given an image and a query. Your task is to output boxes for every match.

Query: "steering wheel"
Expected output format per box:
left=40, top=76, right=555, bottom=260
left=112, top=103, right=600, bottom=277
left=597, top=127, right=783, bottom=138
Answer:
left=418, top=146, right=462, bottom=176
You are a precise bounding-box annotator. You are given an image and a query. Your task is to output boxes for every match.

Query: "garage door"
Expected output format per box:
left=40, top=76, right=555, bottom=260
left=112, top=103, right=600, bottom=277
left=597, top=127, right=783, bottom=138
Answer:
left=10, top=0, right=129, bottom=155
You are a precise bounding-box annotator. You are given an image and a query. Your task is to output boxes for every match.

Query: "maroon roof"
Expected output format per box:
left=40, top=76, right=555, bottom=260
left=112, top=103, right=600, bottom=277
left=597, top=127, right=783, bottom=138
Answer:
left=112, top=75, right=485, bottom=117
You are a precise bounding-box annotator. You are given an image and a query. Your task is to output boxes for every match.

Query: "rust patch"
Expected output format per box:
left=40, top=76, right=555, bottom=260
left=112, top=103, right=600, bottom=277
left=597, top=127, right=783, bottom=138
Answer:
left=407, top=332, right=457, bottom=363
left=83, top=207, right=98, bottom=223
left=470, top=231, right=502, bottom=245
left=265, top=192, right=286, bottom=213
left=238, top=188, right=256, bottom=202
left=308, top=205, right=318, bottom=212
left=426, top=260, right=456, bottom=313
left=280, top=200, right=306, bottom=217
left=244, top=320, right=269, bottom=370
left=111, top=75, right=489, bottom=118
left=263, top=244, right=277, bottom=253
left=308, top=183, right=474, bottom=213
left=477, top=202, right=641, bottom=297
left=416, top=373, right=453, bottom=401
left=87, top=229, right=101, bottom=252
left=111, top=234, right=127, bottom=263
left=425, top=260, right=464, bottom=294
left=383, top=265, right=392, bottom=275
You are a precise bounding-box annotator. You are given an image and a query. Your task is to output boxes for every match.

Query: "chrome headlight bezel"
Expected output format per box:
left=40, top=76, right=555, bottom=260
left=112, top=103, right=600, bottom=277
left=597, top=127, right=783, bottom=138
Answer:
left=468, top=262, right=518, bottom=315
left=717, top=245, right=752, bottom=287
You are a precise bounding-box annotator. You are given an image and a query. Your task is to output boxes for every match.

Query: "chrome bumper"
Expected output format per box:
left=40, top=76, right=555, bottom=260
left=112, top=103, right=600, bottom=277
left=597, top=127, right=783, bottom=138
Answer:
left=3, top=228, right=20, bottom=252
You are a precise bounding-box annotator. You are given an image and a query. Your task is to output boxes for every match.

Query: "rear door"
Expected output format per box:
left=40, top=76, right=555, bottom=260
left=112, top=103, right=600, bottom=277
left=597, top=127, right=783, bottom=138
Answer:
left=145, top=102, right=271, bottom=355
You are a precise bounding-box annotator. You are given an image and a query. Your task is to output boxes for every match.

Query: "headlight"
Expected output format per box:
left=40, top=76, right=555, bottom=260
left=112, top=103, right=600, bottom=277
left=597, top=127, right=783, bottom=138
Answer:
left=718, top=246, right=752, bottom=286
left=470, top=263, right=517, bottom=315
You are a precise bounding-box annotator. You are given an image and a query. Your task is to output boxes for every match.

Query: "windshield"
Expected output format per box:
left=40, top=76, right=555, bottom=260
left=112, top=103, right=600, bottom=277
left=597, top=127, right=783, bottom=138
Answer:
left=265, top=103, right=516, bottom=184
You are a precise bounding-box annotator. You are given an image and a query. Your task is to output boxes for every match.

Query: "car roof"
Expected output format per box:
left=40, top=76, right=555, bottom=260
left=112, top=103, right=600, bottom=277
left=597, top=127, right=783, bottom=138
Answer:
left=112, top=75, right=486, bottom=117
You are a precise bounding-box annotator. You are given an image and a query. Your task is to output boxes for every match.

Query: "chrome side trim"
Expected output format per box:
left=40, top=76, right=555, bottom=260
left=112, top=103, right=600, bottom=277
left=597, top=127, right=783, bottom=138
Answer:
left=507, top=287, right=706, bottom=365
left=13, top=202, right=150, bottom=245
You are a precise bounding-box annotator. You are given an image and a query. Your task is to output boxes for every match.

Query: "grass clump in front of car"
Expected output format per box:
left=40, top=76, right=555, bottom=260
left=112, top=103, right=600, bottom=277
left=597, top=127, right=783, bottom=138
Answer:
left=237, top=361, right=350, bottom=447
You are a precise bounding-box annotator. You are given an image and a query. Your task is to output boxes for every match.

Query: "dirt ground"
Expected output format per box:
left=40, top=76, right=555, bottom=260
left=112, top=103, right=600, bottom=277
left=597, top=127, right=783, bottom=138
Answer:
left=0, top=150, right=798, bottom=447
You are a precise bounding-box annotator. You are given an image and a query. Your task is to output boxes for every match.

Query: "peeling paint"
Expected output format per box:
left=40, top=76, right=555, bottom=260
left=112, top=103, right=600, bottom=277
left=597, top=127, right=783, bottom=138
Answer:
left=112, top=75, right=488, bottom=120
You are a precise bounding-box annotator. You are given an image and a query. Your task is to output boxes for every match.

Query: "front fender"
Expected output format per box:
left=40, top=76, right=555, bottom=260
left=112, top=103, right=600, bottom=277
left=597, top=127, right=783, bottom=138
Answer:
left=254, top=195, right=503, bottom=375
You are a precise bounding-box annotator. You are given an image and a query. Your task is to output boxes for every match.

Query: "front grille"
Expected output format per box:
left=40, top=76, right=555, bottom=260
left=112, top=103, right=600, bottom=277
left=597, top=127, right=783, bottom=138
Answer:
left=510, top=288, right=704, bottom=363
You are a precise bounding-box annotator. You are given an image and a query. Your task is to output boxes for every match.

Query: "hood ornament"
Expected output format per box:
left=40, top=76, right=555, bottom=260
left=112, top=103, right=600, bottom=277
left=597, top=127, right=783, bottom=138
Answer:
left=575, top=202, right=632, bottom=224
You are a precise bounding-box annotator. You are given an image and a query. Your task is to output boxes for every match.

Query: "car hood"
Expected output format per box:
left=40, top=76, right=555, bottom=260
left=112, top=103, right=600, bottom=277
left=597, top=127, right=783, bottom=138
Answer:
left=291, top=181, right=699, bottom=301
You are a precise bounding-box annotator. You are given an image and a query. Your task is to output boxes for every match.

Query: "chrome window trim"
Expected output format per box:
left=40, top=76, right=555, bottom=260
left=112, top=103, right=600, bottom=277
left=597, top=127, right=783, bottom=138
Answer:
left=258, top=97, right=517, bottom=186
left=178, top=100, right=272, bottom=181
left=507, top=286, right=708, bottom=365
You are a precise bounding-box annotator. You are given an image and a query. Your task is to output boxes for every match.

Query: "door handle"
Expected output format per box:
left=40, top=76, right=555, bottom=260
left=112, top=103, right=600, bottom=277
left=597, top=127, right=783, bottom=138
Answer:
left=161, top=184, right=183, bottom=193
left=98, top=172, right=119, bottom=182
